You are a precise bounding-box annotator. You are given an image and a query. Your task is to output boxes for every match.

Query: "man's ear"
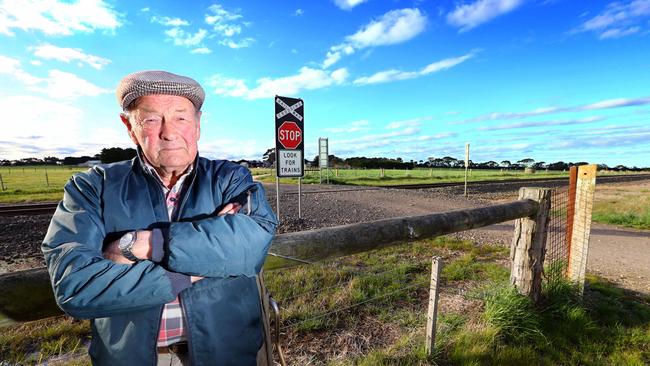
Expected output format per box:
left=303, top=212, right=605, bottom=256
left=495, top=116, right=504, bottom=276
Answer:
left=120, top=113, right=140, bottom=146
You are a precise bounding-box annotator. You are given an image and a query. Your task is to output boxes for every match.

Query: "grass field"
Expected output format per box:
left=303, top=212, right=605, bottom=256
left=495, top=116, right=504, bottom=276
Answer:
left=2, top=236, right=648, bottom=365
left=256, top=167, right=571, bottom=186
left=592, top=181, right=650, bottom=230
left=0, top=165, right=570, bottom=203
left=0, top=166, right=86, bottom=203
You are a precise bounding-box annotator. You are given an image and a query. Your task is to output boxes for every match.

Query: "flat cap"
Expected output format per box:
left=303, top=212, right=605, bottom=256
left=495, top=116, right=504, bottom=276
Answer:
left=116, top=70, right=205, bottom=111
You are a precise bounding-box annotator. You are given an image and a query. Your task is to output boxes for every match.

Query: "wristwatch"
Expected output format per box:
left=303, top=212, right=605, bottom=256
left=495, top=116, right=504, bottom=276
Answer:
left=118, top=231, right=140, bottom=262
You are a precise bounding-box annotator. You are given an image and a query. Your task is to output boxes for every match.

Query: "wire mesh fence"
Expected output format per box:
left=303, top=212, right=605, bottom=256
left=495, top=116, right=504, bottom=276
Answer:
left=545, top=187, right=570, bottom=281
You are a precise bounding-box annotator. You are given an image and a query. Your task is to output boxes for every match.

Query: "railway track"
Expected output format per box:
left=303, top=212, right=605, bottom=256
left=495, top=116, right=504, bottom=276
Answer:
left=2, top=174, right=648, bottom=216
left=0, top=203, right=58, bottom=216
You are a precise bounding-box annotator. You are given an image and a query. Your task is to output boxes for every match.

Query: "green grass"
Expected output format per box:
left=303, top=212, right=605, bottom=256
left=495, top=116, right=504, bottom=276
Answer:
left=0, top=166, right=86, bottom=203
left=433, top=275, right=650, bottom=366
left=0, top=316, right=91, bottom=365
left=258, top=167, right=571, bottom=186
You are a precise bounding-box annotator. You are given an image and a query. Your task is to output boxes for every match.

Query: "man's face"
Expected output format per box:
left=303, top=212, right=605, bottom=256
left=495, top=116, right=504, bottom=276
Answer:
left=121, top=95, right=201, bottom=173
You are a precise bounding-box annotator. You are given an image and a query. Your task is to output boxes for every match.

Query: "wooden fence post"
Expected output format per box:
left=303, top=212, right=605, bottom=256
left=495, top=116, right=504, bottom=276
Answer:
left=0, top=173, right=5, bottom=191
left=567, top=164, right=597, bottom=293
left=425, top=256, right=442, bottom=357
left=510, top=187, right=551, bottom=303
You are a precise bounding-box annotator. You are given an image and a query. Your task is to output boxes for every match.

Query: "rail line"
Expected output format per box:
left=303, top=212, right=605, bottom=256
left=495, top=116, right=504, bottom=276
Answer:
left=1, top=174, right=648, bottom=216
left=0, top=203, right=59, bottom=216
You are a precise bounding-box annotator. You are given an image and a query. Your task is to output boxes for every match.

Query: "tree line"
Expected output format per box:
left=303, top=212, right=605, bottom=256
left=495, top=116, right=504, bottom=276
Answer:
left=2, top=147, right=647, bottom=171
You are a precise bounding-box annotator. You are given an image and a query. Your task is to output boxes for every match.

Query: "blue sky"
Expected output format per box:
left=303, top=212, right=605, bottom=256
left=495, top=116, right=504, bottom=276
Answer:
left=0, top=0, right=649, bottom=167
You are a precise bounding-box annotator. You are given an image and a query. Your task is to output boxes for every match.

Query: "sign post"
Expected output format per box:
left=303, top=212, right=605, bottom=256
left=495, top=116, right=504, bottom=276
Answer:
left=464, top=143, right=470, bottom=197
left=275, top=95, right=305, bottom=221
left=318, top=137, right=329, bottom=184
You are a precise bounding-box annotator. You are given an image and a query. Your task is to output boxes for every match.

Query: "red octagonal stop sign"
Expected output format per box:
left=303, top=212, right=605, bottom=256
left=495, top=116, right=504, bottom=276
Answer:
left=278, top=121, right=302, bottom=149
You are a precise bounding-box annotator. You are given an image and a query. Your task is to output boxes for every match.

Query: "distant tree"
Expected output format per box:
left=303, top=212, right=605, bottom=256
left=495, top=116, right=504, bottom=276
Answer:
left=442, top=156, right=458, bottom=168
left=547, top=161, right=568, bottom=171
left=99, top=147, right=136, bottom=163
left=262, top=148, right=275, bottom=167
left=43, top=156, right=61, bottom=165
left=500, top=160, right=511, bottom=168
left=532, top=161, right=546, bottom=169
left=63, top=156, right=94, bottom=165
left=517, top=158, right=535, bottom=168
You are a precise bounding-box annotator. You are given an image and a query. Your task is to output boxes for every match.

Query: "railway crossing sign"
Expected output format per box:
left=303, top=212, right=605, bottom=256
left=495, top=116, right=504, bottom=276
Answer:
left=275, top=95, right=304, bottom=178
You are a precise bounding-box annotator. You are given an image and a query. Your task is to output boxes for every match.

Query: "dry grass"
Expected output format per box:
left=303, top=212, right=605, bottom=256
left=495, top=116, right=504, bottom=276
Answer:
left=593, top=181, right=650, bottom=229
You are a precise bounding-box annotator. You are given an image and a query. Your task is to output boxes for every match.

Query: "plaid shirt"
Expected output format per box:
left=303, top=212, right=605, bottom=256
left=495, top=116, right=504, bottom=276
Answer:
left=141, top=162, right=192, bottom=347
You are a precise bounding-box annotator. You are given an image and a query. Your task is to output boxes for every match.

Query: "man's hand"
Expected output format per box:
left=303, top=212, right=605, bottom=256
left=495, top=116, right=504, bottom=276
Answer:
left=218, top=202, right=241, bottom=216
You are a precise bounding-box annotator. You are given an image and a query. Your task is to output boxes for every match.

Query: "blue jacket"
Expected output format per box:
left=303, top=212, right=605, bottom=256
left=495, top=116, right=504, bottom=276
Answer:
left=42, top=156, right=277, bottom=365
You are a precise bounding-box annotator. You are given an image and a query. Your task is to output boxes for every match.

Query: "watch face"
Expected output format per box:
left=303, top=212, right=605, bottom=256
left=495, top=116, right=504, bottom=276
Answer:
left=119, top=232, right=135, bottom=248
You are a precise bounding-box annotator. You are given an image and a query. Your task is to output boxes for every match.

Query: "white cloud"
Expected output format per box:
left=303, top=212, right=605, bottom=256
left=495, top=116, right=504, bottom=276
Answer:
left=447, top=0, right=523, bottom=32
left=219, top=37, right=254, bottom=49
left=0, top=55, right=109, bottom=99
left=574, top=0, right=650, bottom=39
left=0, top=95, right=132, bottom=159
left=0, top=54, right=43, bottom=84
left=191, top=47, right=212, bottom=54
left=207, top=67, right=350, bottom=100
left=28, top=69, right=110, bottom=99
left=31, top=43, right=111, bottom=70
left=323, top=8, right=427, bottom=68
left=478, top=116, right=606, bottom=131
left=165, top=27, right=208, bottom=47
left=294, top=9, right=304, bottom=16
left=0, top=0, right=122, bottom=36
left=354, top=52, right=475, bottom=85
left=386, top=118, right=427, bottom=129
left=141, top=7, right=150, bottom=12
left=334, top=0, right=369, bottom=11
left=200, top=138, right=263, bottom=161
left=452, top=96, right=650, bottom=124
left=205, top=4, right=253, bottom=47
left=324, top=120, right=370, bottom=133
left=151, top=16, right=190, bottom=27
left=600, top=26, right=641, bottom=39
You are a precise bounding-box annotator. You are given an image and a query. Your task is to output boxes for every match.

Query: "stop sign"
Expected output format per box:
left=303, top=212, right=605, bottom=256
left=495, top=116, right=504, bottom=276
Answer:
left=278, top=121, right=302, bottom=149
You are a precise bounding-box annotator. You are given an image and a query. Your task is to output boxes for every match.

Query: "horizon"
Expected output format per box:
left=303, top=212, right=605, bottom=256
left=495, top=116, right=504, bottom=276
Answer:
left=1, top=1, right=649, bottom=167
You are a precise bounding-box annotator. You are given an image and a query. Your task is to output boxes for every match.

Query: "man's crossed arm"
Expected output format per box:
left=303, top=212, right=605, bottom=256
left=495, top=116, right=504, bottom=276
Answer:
left=102, top=202, right=242, bottom=283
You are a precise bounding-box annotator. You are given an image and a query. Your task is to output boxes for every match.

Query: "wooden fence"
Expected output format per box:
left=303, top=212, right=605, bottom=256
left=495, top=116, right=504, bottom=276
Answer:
left=0, top=191, right=544, bottom=323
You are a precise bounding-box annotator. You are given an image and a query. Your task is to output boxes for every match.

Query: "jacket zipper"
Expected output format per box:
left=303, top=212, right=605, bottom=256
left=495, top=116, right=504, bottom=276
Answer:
left=179, top=292, right=195, bottom=364
left=153, top=305, right=164, bottom=365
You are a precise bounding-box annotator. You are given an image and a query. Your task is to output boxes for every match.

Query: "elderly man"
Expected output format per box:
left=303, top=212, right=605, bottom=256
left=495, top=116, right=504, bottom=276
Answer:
left=42, top=70, right=277, bottom=365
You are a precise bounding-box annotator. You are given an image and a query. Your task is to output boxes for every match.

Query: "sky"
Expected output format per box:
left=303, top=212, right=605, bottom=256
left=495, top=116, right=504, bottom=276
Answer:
left=0, top=0, right=649, bottom=168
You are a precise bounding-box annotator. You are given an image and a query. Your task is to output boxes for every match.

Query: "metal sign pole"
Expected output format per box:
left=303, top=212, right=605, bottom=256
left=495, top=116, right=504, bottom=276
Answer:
left=298, top=177, right=302, bottom=219
left=464, top=143, right=470, bottom=197
left=276, top=176, right=280, bottom=223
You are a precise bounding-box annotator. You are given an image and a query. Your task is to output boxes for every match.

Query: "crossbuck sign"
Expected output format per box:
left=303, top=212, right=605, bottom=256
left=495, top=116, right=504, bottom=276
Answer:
left=275, top=95, right=304, bottom=177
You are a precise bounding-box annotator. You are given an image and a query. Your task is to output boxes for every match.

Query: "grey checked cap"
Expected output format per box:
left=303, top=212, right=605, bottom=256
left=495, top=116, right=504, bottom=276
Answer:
left=116, top=70, right=205, bottom=111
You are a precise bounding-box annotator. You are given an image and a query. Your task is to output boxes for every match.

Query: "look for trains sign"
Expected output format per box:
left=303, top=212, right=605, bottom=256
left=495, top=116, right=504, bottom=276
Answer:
left=275, top=95, right=304, bottom=177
